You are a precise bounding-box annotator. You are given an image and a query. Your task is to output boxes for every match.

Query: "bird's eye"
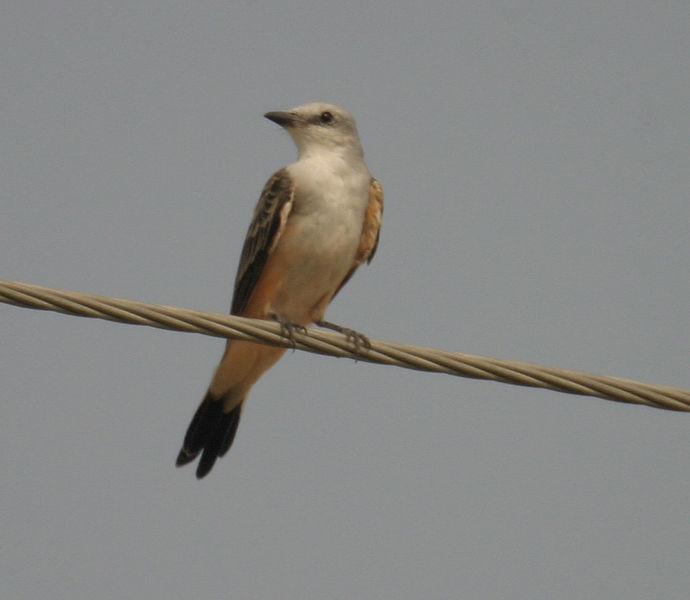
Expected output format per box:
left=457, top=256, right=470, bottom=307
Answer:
left=319, top=111, right=333, bottom=124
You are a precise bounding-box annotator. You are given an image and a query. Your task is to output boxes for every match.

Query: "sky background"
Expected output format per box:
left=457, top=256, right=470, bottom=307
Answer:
left=2, top=2, right=689, bottom=598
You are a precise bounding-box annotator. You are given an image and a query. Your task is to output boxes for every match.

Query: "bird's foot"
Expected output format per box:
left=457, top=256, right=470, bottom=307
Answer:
left=270, top=314, right=307, bottom=348
left=316, top=320, right=371, bottom=354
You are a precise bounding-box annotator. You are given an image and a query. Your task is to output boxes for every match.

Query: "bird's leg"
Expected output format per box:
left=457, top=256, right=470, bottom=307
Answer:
left=316, top=319, right=371, bottom=353
left=269, top=313, right=307, bottom=348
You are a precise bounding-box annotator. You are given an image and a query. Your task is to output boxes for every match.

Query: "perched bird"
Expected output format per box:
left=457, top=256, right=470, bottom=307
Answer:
left=176, top=102, right=383, bottom=478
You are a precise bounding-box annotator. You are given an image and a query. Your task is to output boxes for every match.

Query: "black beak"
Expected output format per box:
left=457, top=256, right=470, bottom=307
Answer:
left=264, top=111, right=304, bottom=127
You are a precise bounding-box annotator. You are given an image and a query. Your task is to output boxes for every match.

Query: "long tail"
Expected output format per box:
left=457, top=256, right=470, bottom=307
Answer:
left=175, top=392, right=243, bottom=479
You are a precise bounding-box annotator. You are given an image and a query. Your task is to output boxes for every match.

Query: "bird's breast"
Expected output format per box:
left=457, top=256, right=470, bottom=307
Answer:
left=263, top=163, right=371, bottom=322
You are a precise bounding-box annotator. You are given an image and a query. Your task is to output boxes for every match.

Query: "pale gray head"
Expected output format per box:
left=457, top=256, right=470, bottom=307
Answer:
left=264, top=102, right=364, bottom=160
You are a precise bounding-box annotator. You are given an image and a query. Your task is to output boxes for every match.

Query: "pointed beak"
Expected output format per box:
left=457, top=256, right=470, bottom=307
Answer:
left=264, top=111, right=305, bottom=128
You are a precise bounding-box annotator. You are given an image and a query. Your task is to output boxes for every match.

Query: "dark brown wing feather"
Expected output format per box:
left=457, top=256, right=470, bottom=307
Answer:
left=231, top=169, right=295, bottom=315
left=176, top=169, right=294, bottom=479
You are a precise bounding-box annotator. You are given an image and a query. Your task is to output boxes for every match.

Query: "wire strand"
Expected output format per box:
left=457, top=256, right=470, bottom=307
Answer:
left=1, top=278, right=688, bottom=412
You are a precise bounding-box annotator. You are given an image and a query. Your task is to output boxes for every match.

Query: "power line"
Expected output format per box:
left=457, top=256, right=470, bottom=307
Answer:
left=2, top=278, right=688, bottom=412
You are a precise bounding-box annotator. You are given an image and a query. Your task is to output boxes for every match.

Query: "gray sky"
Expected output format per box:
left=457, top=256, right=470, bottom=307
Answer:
left=2, top=2, right=689, bottom=598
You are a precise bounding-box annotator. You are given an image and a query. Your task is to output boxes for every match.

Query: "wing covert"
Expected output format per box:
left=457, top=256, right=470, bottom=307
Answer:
left=359, top=178, right=383, bottom=265
left=331, top=178, right=383, bottom=298
left=231, top=169, right=295, bottom=315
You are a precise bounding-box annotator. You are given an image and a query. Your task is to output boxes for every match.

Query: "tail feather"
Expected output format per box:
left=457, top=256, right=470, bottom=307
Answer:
left=176, top=392, right=243, bottom=479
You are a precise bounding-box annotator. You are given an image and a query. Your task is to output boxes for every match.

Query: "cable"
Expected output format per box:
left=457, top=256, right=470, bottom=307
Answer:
left=1, top=279, right=688, bottom=411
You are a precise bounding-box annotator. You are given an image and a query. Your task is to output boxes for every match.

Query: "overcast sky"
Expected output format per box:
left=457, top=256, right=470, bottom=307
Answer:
left=2, top=2, right=689, bottom=599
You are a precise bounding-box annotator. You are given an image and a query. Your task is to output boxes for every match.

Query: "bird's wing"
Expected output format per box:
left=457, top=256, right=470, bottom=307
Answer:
left=231, top=168, right=295, bottom=315
left=333, top=177, right=384, bottom=297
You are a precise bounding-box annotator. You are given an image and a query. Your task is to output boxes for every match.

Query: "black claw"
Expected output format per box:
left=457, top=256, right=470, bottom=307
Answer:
left=316, top=320, right=371, bottom=354
left=346, top=329, right=372, bottom=352
left=270, top=314, right=307, bottom=348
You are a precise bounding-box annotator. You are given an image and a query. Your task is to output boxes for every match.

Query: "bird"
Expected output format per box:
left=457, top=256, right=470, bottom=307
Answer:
left=176, top=102, right=383, bottom=478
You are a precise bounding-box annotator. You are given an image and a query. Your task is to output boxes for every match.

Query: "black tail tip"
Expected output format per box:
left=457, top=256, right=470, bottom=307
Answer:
left=175, top=396, right=243, bottom=479
left=195, top=450, right=219, bottom=479
left=175, top=448, right=197, bottom=468
left=175, top=446, right=218, bottom=479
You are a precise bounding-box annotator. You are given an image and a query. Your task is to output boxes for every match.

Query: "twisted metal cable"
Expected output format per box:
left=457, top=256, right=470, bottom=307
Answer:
left=1, top=278, right=689, bottom=412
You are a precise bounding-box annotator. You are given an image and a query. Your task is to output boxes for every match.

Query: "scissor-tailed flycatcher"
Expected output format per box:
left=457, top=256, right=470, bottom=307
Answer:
left=176, top=102, right=383, bottom=478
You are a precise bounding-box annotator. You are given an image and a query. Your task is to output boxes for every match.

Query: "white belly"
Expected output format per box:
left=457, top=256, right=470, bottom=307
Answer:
left=267, top=161, right=370, bottom=322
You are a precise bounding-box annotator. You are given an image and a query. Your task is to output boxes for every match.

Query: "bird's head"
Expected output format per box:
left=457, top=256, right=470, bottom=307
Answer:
left=264, top=102, right=364, bottom=160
